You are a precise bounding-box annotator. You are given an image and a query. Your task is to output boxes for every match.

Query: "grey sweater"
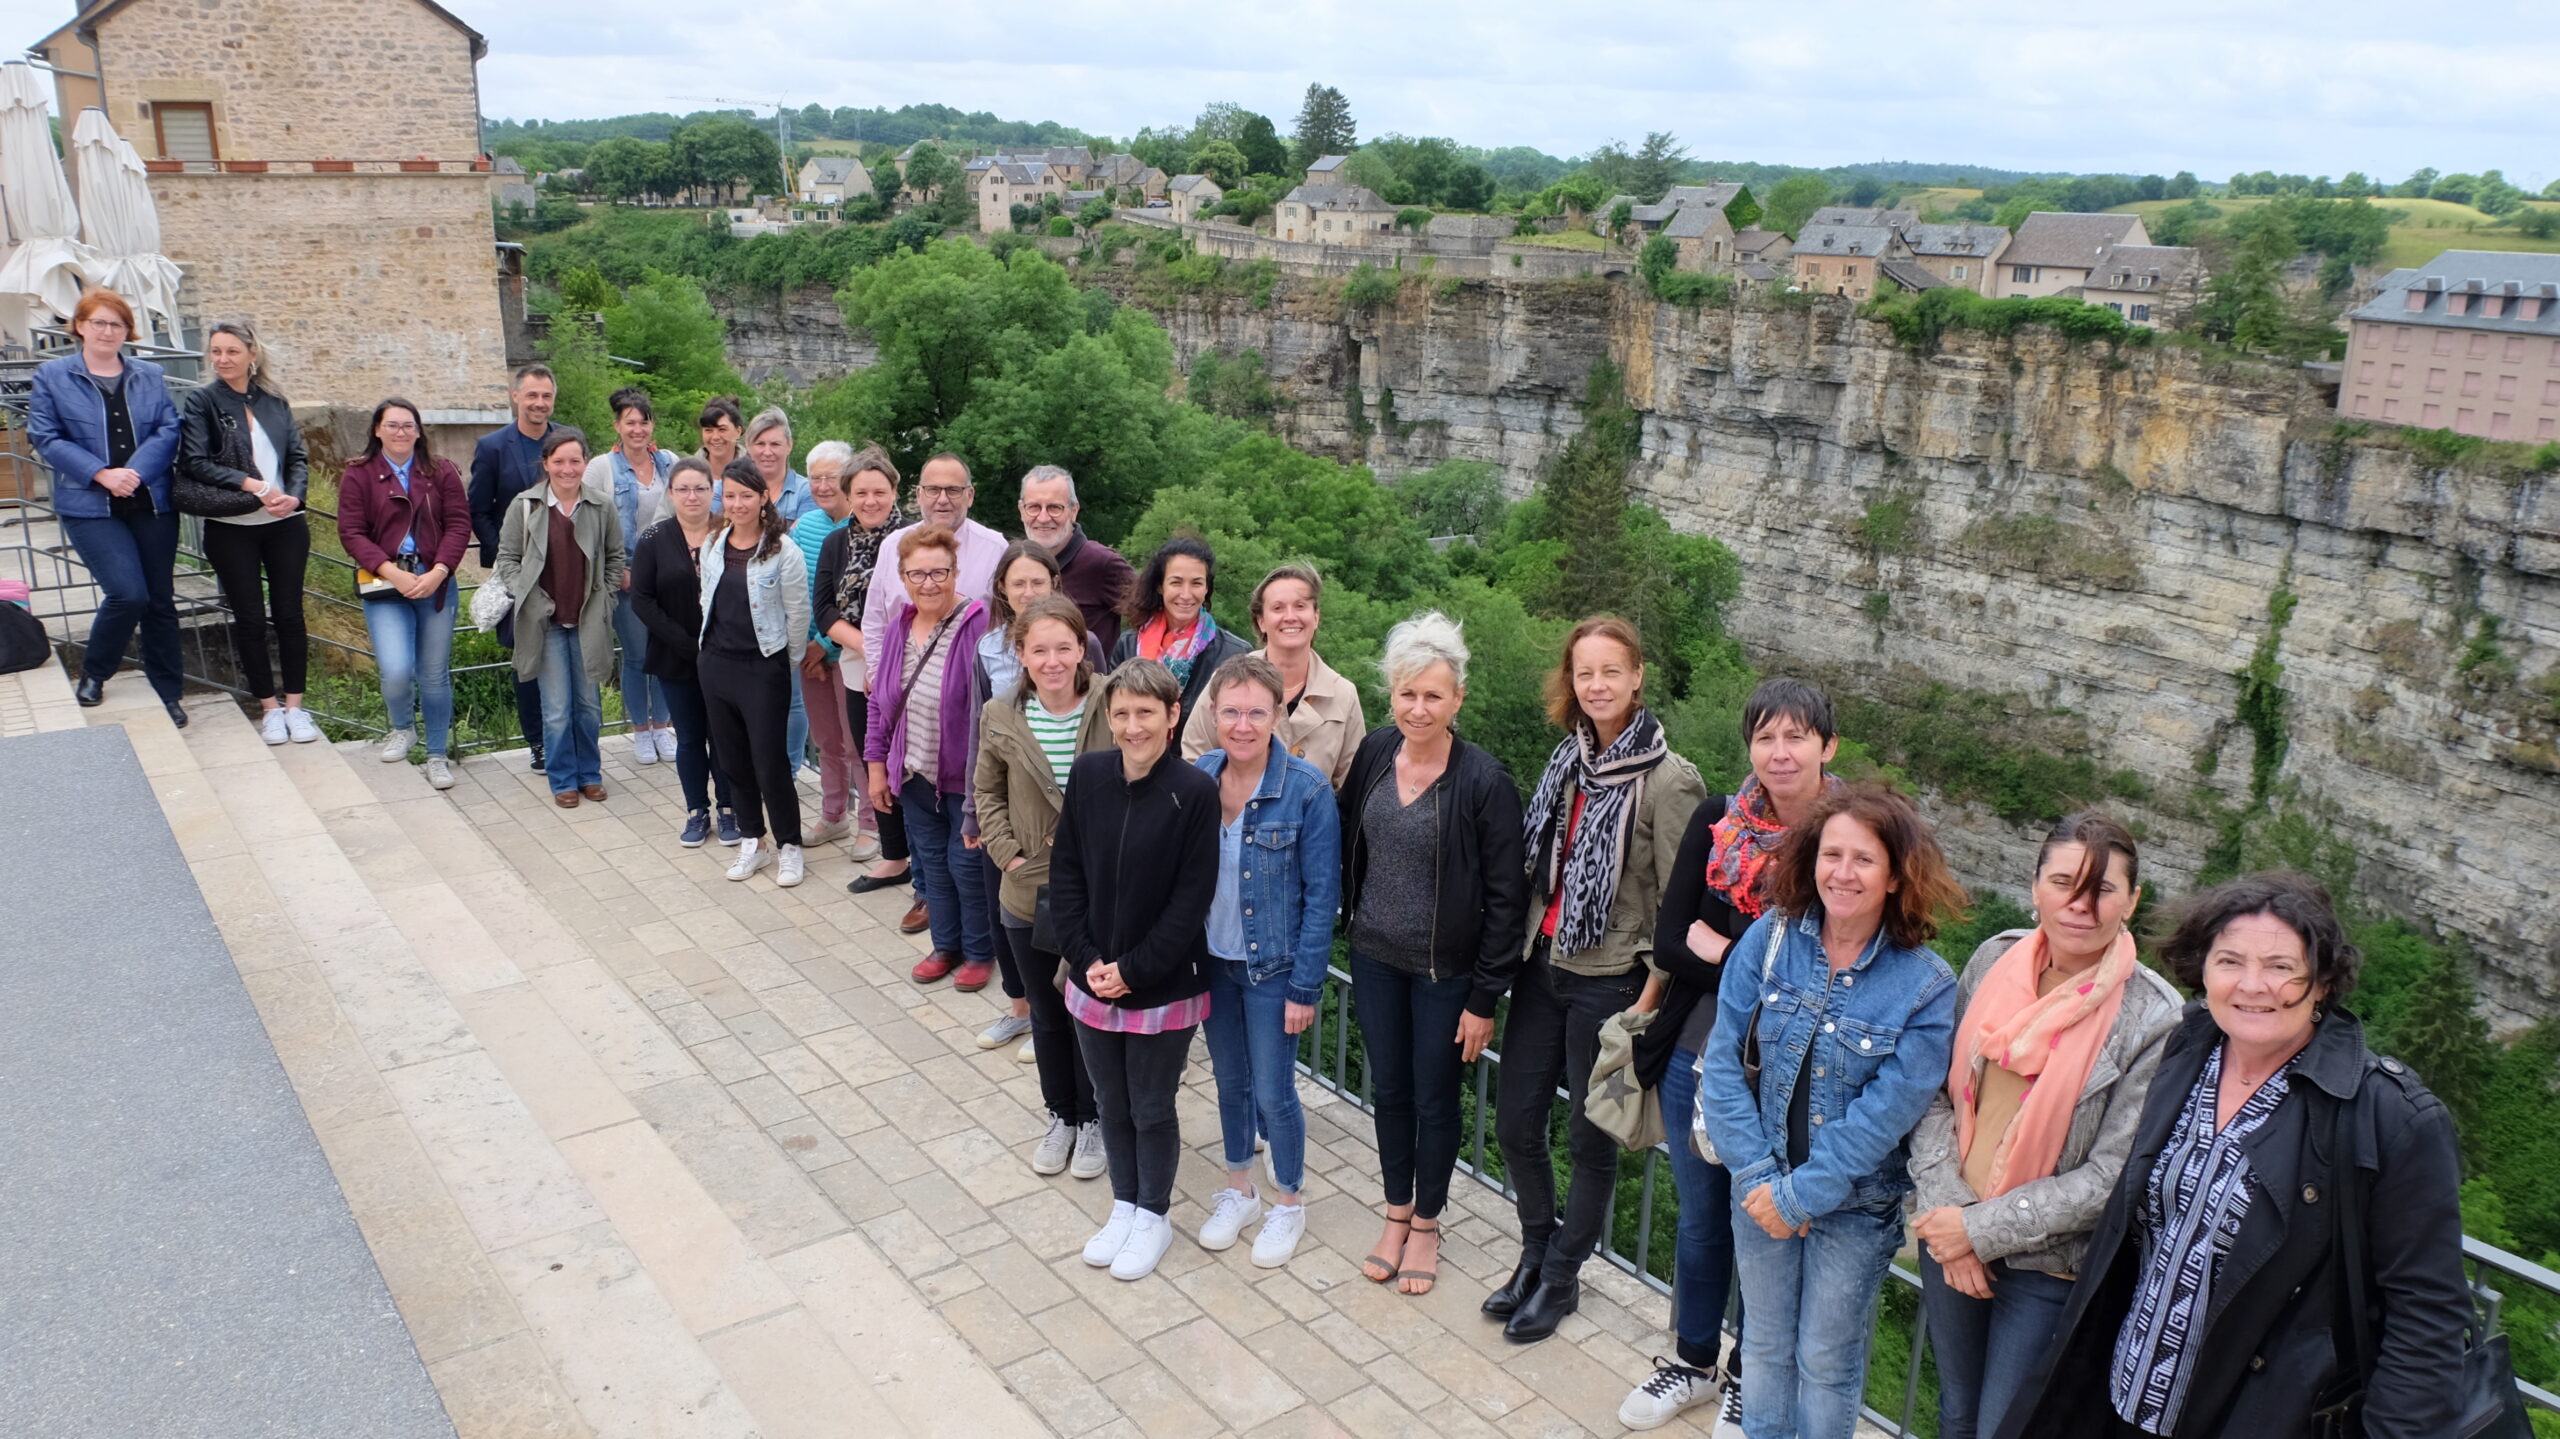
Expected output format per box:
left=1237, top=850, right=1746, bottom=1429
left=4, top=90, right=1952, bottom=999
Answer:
left=1906, top=929, right=2185, bottom=1277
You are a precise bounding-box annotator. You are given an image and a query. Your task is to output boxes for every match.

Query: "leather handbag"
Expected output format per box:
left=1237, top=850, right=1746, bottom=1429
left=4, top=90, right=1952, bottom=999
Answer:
left=173, top=393, right=266, bottom=518
left=1586, top=1005, right=1664, bottom=1150
left=2315, top=1072, right=2533, bottom=1439
left=1692, top=917, right=1785, bottom=1165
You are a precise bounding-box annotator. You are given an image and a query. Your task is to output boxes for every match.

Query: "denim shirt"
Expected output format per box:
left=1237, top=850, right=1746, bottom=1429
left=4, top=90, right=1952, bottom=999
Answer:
left=1697, top=909, right=1957, bottom=1230
left=609, top=447, right=677, bottom=557
left=1193, top=736, right=1344, bottom=1004
left=693, top=525, right=811, bottom=659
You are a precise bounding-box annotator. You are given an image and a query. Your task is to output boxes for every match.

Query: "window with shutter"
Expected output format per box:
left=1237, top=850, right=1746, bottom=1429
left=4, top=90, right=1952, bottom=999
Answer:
left=154, top=102, right=216, bottom=162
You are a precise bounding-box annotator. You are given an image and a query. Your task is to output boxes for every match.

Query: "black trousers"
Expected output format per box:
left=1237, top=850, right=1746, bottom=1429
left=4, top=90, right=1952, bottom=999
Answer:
left=1351, top=950, right=1475, bottom=1219
left=699, top=648, right=801, bottom=845
left=201, top=514, right=309, bottom=699
left=985, top=854, right=1025, bottom=998
left=1075, top=1022, right=1191, bottom=1215
left=657, top=673, right=737, bottom=817
left=845, top=688, right=909, bottom=863
left=1005, top=921, right=1096, bottom=1126
left=1495, top=939, right=1646, bottom=1285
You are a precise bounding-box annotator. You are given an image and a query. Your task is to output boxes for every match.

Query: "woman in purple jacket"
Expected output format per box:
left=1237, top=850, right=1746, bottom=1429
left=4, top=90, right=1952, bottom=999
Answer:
left=865, top=526, right=995, bottom=991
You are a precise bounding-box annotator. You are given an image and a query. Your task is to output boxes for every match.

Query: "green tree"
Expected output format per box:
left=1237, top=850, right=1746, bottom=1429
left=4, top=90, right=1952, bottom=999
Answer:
left=586, top=136, right=667, bottom=204
left=1762, top=174, right=1832, bottom=237
left=898, top=141, right=965, bottom=225
left=2393, top=166, right=2439, bottom=198
left=1629, top=131, right=1689, bottom=203
left=1236, top=113, right=1289, bottom=178
left=604, top=273, right=745, bottom=398
left=558, top=264, right=619, bottom=315
left=1443, top=163, right=1496, bottom=211
left=1291, top=83, right=1356, bottom=168
left=1189, top=139, right=1249, bottom=189
left=1396, top=459, right=1507, bottom=539
left=2166, top=170, right=2199, bottom=199
left=673, top=116, right=785, bottom=203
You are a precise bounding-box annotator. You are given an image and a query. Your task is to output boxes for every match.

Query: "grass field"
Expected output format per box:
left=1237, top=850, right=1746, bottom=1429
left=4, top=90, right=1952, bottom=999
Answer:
left=1511, top=228, right=1614, bottom=251
left=2106, top=195, right=2560, bottom=269
left=1902, top=186, right=1983, bottom=216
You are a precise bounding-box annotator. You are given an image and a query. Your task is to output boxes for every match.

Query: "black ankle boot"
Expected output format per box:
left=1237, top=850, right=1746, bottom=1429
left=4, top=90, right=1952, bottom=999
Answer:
left=1481, top=1244, right=1545, bottom=1319
left=1504, top=1272, right=1579, bottom=1343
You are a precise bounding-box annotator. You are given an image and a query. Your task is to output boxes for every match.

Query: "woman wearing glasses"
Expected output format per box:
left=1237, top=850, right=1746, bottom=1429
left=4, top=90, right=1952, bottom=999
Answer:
left=865, top=526, right=996, bottom=989
left=336, top=397, right=470, bottom=789
left=628, top=458, right=740, bottom=847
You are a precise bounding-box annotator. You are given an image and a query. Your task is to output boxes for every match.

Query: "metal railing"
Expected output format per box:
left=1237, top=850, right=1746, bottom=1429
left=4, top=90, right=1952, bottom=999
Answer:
left=1288, top=959, right=2560, bottom=1435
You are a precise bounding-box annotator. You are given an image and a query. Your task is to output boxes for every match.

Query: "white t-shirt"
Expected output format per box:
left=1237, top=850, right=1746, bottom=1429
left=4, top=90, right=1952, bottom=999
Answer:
left=211, top=406, right=287, bottom=527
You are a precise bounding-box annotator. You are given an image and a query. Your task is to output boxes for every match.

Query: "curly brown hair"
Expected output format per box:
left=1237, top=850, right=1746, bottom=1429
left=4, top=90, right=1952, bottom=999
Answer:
left=1764, top=784, right=1969, bottom=951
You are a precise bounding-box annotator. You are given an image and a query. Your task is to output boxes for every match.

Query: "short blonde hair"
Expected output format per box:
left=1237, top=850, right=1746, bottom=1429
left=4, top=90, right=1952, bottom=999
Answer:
left=1381, top=610, right=1469, bottom=690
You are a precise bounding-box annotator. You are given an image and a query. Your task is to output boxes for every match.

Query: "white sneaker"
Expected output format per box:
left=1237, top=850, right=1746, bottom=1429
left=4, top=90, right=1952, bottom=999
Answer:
left=1197, top=1187, right=1262, bottom=1252
left=377, top=728, right=413, bottom=762
left=1031, top=1116, right=1075, bottom=1176
left=654, top=727, right=681, bottom=763
left=425, top=756, right=455, bottom=790
left=1069, top=1120, right=1107, bottom=1179
left=283, top=706, right=321, bottom=743
left=631, top=729, right=658, bottom=765
left=774, top=843, right=805, bottom=887
left=802, top=815, right=850, bottom=846
left=1111, top=1209, right=1173, bottom=1280
left=977, top=1014, right=1032, bottom=1050
left=726, top=837, right=768, bottom=882
left=1016, top=1036, right=1038, bottom=1064
left=1619, top=1359, right=1720, bottom=1433
left=258, top=709, right=288, bottom=745
left=1711, top=1373, right=1745, bottom=1439
left=1082, top=1200, right=1137, bottom=1266
left=1251, top=1203, right=1306, bottom=1269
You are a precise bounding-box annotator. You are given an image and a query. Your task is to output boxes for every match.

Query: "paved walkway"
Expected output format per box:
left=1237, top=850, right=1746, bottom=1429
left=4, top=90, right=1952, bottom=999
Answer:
left=50, top=660, right=1775, bottom=1439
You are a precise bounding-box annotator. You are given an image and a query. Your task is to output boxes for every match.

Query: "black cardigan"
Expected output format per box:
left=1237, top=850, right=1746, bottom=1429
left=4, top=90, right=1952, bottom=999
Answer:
left=1336, top=725, right=1531, bottom=1018
left=627, top=519, right=709, bottom=682
left=1049, top=747, right=1220, bottom=1010
left=1635, top=795, right=1740, bottom=1088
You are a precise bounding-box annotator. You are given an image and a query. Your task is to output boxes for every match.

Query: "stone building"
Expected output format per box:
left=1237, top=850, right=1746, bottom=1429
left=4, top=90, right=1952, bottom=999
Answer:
left=31, top=0, right=509, bottom=415
left=1792, top=223, right=1901, bottom=299
left=1894, top=222, right=2010, bottom=294
left=1166, top=173, right=1223, bottom=224
left=1274, top=181, right=1394, bottom=245
left=2076, top=242, right=2203, bottom=329
left=2339, top=251, right=2560, bottom=440
left=1993, top=212, right=2149, bottom=299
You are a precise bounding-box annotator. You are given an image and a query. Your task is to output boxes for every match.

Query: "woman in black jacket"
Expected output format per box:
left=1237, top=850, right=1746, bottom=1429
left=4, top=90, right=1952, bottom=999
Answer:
left=1336, top=610, right=1529, bottom=1298
left=1995, top=872, right=2472, bottom=1439
left=1048, top=656, right=1220, bottom=1284
left=1107, top=535, right=1250, bottom=723
left=1619, top=677, right=1840, bottom=1432
left=178, top=321, right=313, bottom=743
left=627, top=459, right=737, bottom=847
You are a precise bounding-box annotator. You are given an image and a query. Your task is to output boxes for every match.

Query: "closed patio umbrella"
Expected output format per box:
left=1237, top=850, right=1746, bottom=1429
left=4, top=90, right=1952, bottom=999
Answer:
left=71, top=107, right=181, bottom=344
left=0, top=61, right=95, bottom=339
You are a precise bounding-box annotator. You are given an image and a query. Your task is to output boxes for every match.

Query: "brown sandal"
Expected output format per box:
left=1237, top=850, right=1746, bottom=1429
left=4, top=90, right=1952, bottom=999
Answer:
left=1361, top=1212, right=1413, bottom=1284
left=1396, top=1218, right=1441, bottom=1295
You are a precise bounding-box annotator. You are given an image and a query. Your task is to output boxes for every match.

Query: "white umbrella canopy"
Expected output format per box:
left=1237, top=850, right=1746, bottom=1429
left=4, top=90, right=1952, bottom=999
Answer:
left=0, top=61, right=94, bottom=333
left=70, top=107, right=180, bottom=344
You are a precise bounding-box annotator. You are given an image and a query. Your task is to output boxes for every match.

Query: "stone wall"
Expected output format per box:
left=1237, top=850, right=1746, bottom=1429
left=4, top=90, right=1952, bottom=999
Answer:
left=155, top=174, right=508, bottom=411
left=713, top=289, right=878, bottom=387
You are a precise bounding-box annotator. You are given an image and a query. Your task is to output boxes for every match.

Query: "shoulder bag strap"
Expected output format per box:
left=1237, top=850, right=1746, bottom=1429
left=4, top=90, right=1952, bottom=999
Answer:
left=2326, top=1079, right=2379, bottom=1422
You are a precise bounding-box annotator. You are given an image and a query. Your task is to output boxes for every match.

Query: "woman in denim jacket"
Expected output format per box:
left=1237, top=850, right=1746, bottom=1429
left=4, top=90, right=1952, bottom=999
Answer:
left=1698, top=785, right=1964, bottom=1439
left=1191, top=654, right=1342, bottom=1269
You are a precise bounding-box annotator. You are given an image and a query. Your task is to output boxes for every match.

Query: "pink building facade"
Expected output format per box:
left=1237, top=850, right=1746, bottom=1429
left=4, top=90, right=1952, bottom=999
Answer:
left=2339, top=251, right=2560, bottom=441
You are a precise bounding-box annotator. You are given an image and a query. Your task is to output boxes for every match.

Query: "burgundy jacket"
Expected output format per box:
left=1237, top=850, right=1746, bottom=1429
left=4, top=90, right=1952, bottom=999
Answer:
left=1052, top=526, right=1135, bottom=656
left=337, top=451, right=472, bottom=606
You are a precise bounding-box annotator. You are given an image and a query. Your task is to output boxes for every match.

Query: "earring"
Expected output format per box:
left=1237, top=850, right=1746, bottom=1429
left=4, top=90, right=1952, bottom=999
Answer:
left=2312, top=1002, right=2326, bottom=1023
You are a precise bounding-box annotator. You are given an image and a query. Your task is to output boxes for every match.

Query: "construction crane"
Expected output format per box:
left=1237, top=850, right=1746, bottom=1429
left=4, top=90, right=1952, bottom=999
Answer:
left=673, top=94, right=797, bottom=200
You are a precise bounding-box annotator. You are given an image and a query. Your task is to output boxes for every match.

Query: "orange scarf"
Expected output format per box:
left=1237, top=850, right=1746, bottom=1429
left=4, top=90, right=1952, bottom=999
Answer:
left=1946, top=927, right=2135, bottom=1198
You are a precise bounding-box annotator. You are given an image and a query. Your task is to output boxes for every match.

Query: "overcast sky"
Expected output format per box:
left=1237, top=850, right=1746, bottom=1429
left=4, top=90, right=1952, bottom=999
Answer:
left=8, top=0, right=2554, bottom=184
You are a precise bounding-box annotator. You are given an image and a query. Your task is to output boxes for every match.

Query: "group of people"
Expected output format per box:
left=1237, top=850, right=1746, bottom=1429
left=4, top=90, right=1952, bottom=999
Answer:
left=32, top=290, right=2483, bottom=1439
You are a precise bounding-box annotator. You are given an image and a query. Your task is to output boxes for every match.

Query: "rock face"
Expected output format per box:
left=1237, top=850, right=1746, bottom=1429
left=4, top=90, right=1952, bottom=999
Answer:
left=714, top=288, right=876, bottom=386
left=721, top=275, right=2560, bottom=1020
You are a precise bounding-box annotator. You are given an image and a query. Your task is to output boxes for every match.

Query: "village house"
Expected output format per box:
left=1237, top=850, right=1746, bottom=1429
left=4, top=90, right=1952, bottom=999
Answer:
left=979, top=160, right=1065, bottom=231
left=488, top=155, right=538, bottom=211
left=1733, top=227, right=1793, bottom=270
left=796, top=155, right=873, bottom=207
left=1893, top=222, right=2010, bottom=294
left=1792, top=222, right=1903, bottom=299
left=1274, top=180, right=1394, bottom=244
left=2076, top=243, right=2203, bottom=328
left=1303, top=154, right=1348, bottom=186
left=1088, top=152, right=1168, bottom=201
left=1604, top=183, right=1754, bottom=246
left=1165, top=173, right=1224, bottom=223
left=1804, top=206, right=1920, bottom=232
left=1994, top=212, right=2149, bottom=298
left=32, top=0, right=509, bottom=413
left=2338, top=251, right=2560, bottom=440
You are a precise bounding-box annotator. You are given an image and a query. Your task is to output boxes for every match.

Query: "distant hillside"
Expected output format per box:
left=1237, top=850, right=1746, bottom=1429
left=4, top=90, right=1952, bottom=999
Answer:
left=485, top=104, right=1107, bottom=154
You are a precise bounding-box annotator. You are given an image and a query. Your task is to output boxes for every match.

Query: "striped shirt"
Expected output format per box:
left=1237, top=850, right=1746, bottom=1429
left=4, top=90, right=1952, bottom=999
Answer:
left=1025, top=696, right=1086, bottom=792
left=900, top=615, right=957, bottom=786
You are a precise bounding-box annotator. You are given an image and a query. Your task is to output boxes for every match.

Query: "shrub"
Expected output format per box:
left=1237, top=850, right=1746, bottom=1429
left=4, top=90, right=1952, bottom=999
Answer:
left=1341, top=262, right=1399, bottom=310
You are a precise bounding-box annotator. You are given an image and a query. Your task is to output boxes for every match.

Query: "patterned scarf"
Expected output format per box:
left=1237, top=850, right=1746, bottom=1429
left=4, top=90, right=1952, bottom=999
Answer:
left=1948, top=926, right=2137, bottom=1196
left=831, top=506, right=907, bottom=630
left=1136, top=610, right=1221, bottom=689
left=1523, top=708, right=1669, bottom=957
left=1705, top=773, right=1836, bottom=918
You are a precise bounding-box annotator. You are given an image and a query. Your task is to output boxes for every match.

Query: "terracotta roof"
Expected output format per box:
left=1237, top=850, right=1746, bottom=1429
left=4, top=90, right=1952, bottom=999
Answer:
left=2002, top=213, right=2145, bottom=271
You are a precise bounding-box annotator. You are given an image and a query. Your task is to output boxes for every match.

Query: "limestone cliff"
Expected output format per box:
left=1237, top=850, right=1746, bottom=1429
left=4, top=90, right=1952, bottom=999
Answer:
left=716, top=276, right=2560, bottom=1020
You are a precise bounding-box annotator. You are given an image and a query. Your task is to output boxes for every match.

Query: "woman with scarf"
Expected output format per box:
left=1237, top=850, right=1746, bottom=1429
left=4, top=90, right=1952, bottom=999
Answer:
left=1903, top=812, right=2182, bottom=1439
left=1108, top=536, right=1249, bottom=724
left=1487, top=617, right=1705, bottom=1344
left=814, top=445, right=909, bottom=883
left=1618, top=677, right=1842, bottom=1435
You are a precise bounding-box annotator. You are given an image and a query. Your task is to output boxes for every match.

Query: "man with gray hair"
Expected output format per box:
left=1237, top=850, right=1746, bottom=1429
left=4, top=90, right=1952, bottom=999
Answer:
left=1018, top=463, right=1134, bottom=654
left=858, top=451, right=1008, bottom=688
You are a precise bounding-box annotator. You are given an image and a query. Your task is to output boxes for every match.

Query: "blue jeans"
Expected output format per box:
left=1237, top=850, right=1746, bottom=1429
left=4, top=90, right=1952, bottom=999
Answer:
left=1920, top=1253, right=2076, bottom=1439
left=611, top=591, right=668, bottom=730
left=787, top=669, right=808, bottom=772
left=1664, top=1046, right=1743, bottom=1372
left=898, top=775, right=991, bottom=967
left=63, top=509, right=182, bottom=699
left=1731, top=1193, right=1903, bottom=1439
left=538, top=623, right=603, bottom=793
left=361, top=580, right=457, bottom=756
left=1203, top=957, right=1306, bottom=1194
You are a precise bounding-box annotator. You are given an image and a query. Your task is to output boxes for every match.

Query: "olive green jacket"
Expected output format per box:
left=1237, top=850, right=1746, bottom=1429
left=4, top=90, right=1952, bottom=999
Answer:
left=974, top=689, right=1114, bottom=923
left=1521, top=752, right=1706, bottom=978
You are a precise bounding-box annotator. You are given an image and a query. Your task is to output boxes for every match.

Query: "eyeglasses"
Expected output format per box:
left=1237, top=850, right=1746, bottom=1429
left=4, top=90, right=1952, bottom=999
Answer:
left=902, top=567, right=955, bottom=586
left=1021, top=502, right=1073, bottom=517
left=379, top=420, right=420, bottom=433
left=919, top=485, right=971, bottom=501
left=1215, top=706, right=1275, bottom=727
left=670, top=483, right=713, bottom=496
